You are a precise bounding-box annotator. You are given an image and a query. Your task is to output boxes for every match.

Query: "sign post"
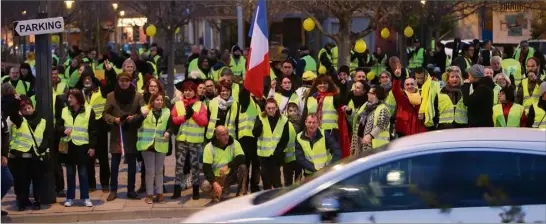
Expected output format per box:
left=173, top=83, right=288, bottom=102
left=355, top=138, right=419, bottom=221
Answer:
left=13, top=15, right=64, bottom=205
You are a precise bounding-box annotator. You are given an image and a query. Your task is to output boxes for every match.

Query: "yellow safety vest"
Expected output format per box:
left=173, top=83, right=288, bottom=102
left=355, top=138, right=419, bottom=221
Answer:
left=85, top=88, right=107, bottom=120
left=306, top=96, right=338, bottom=130
left=9, top=79, right=31, bottom=96
left=493, top=85, right=501, bottom=105
left=136, top=73, right=145, bottom=93
left=384, top=90, right=397, bottom=116
left=408, top=48, right=424, bottom=69
left=318, top=48, right=332, bottom=69
left=257, top=115, right=288, bottom=157
left=296, top=130, right=331, bottom=174
left=230, top=56, right=246, bottom=78
left=350, top=101, right=367, bottom=131
left=10, top=118, right=45, bottom=156
left=284, top=122, right=297, bottom=163
left=206, top=97, right=238, bottom=139
left=60, top=105, right=92, bottom=146
left=492, top=104, right=524, bottom=127
left=331, top=46, right=338, bottom=69
left=203, top=141, right=244, bottom=177
left=521, top=79, right=542, bottom=114
left=136, top=107, right=170, bottom=153
left=238, top=98, right=259, bottom=139
left=501, top=59, right=522, bottom=88
left=437, top=93, right=468, bottom=124
left=371, top=104, right=390, bottom=149
left=64, top=67, right=80, bottom=88
left=147, top=61, right=157, bottom=77
left=532, top=103, right=546, bottom=128
left=54, top=82, right=67, bottom=95
left=175, top=101, right=205, bottom=143
left=274, top=92, right=299, bottom=114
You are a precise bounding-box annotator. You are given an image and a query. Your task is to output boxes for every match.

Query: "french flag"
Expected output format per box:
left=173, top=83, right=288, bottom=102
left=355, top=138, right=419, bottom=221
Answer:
left=244, top=0, right=269, bottom=98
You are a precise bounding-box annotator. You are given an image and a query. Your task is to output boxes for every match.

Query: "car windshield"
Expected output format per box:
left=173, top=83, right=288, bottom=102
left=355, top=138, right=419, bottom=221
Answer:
left=252, top=145, right=389, bottom=205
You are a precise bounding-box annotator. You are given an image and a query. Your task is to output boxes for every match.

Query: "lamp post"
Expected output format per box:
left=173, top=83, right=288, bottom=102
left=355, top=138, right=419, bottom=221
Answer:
left=119, top=10, right=125, bottom=48
left=21, top=10, right=27, bottom=60
left=65, top=1, right=74, bottom=56
left=419, top=0, right=426, bottom=52
left=112, top=3, right=118, bottom=51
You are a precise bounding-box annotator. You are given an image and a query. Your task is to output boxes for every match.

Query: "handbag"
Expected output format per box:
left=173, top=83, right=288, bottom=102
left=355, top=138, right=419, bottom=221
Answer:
left=58, top=141, right=68, bottom=154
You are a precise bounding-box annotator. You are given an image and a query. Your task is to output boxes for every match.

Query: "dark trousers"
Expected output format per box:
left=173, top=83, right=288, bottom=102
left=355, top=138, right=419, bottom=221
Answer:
left=110, top=153, right=137, bottom=192
left=87, top=118, right=110, bottom=189
left=1, top=166, right=14, bottom=199
left=259, top=156, right=282, bottom=190
left=8, top=158, right=43, bottom=204
left=240, top=137, right=260, bottom=192
left=66, top=163, right=89, bottom=199
left=52, top=136, right=65, bottom=193
left=283, top=161, right=302, bottom=187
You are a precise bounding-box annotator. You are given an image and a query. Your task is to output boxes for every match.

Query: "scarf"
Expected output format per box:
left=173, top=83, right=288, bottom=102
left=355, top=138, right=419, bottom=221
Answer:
left=313, top=91, right=336, bottom=123
left=114, top=84, right=136, bottom=105
left=217, top=96, right=233, bottom=110
left=182, top=97, right=198, bottom=108
left=405, top=90, right=422, bottom=106
left=350, top=94, right=367, bottom=109
left=358, top=101, right=380, bottom=127
left=442, top=85, right=462, bottom=104
left=280, top=88, right=294, bottom=98
left=381, top=82, right=392, bottom=92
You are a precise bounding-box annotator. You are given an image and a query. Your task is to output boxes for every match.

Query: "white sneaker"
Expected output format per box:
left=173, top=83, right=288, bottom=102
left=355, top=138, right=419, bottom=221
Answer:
left=84, top=199, right=93, bottom=207
left=64, top=199, right=73, bottom=207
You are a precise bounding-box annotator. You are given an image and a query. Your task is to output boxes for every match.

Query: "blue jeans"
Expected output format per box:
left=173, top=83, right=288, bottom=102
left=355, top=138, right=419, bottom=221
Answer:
left=110, top=153, right=136, bottom=192
left=66, top=164, right=89, bottom=200
left=1, top=166, right=14, bottom=199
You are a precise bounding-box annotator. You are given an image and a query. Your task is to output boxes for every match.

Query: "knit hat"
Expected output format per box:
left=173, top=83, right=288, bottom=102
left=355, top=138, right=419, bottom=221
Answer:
left=468, top=64, right=485, bottom=78
left=299, top=45, right=310, bottom=51
left=539, top=82, right=546, bottom=98
left=338, top=65, right=350, bottom=74
left=117, top=72, right=132, bottom=81
left=302, top=71, right=317, bottom=81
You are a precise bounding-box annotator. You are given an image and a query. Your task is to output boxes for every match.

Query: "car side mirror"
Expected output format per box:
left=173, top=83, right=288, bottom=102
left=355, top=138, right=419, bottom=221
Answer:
left=314, top=195, right=340, bottom=223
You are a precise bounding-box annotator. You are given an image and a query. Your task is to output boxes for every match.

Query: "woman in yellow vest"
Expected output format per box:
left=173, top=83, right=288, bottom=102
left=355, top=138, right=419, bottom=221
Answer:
left=171, top=79, right=208, bottom=200
left=63, top=56, right=82, bottom=88
left=525, top=82, right=546, bottom=128
left=355, top=86, right=390, bottom=153
left=493, top=86, right=526, bottom=127
left=7, top=97, right=50, bottom=211
left=274, top=76, right=303, bottom=115
left=57, top=89, right=97, bottom=207
left=344, top=80, right=369, bottom=131
left=133, top=93, right=172, bottom=204
left=206, top=80, right=239, bottom=141
left=252, top=99, right=294, bottom=190
left=105, top=59, right=146, bottom=93
left=237, top=87, right=263, bottom=192
left=433, top=67, right=467, bottom=130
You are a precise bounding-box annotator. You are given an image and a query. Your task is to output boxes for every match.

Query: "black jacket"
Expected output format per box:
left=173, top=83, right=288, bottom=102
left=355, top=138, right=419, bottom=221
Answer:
left=526, top=98, right=546, bottom=128
left=462, top=77, right=495, bottom=127
left=55, top=105, right=97, bottom=165
left=202, top=136, right=246, bottom=183
left=9, top=111, right=51, bottom=158
left=295, top=129, right=341, bottom=173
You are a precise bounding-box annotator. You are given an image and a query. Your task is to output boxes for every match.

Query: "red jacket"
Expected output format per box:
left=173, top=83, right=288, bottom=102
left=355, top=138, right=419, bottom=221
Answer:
left=392, top=79, right=427, bottom=136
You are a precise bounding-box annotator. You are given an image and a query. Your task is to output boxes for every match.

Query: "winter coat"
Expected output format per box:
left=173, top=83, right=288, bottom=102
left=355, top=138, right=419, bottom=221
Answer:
left=462, top=77, right=495, bottom=127
left=55, top=106, right=97, bottom=165
left=392, top=78, right=427, bottom=135
left=103, top=90, right=145, bottom=154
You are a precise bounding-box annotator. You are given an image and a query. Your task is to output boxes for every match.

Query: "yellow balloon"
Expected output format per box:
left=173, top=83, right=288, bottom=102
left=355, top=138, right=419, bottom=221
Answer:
left=380, top=28, right=390, bottom=39
left=175, top=27, right=180, bottom=34
left=146, top=25, right=157, bottom=37
left=318, top=65, right=327, bottom=75
left=303, top=18, right=315, bottom=32
left=367, top=71, right=376, bottom=81
left=354, top=39, right=367, bottom=53
left=51, top=35, right=59, bottom=43
left=404, top=26, right=414, bottom=38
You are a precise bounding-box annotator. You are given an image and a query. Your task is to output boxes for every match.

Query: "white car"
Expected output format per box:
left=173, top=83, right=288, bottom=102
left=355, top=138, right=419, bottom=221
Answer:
left=185, top=128, right=546, bottom=223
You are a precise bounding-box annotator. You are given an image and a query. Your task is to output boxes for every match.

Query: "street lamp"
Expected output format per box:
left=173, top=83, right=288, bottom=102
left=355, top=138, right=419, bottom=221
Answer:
left=112, top=3, right=119, bottom=51
left=112, top=3, right=119, bottom=11
left=65, top=1, right=74, bottom=10
left=119, top=10, right=125, bottom=17
left=22, top=10, right=27, bottom=15
left=420, top=0, right=426, bottom=5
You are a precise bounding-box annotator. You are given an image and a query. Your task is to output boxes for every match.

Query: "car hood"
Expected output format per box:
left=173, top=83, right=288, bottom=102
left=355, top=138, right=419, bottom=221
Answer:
left=184, top=193, right=262, bottom=223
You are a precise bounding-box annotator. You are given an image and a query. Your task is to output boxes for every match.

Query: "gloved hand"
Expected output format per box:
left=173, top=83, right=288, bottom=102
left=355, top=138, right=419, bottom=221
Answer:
left=184, top=106, right=194, bottom=120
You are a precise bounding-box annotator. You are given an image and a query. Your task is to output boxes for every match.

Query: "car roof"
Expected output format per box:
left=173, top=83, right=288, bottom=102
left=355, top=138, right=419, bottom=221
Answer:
left=388, top=128, right=546, bottom=152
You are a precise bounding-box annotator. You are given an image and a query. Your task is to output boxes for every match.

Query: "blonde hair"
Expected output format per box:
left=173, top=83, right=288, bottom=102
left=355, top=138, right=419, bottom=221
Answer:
left=493, top=73, right=511, bottom=86
left=122, top=59, right=136, bottom=73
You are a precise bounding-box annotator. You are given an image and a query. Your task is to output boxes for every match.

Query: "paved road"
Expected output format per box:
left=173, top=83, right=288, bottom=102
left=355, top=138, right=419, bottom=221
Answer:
left=79, top=217, right=186, bottom=223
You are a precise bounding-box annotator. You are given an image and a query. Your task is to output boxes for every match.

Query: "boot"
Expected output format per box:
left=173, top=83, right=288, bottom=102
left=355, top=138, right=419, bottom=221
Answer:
left=192, top=185, right=200, bottom=200
left=136, top=185, right=146, bottom=194
left=107, top=191, right=117, bottom=201
left=171, top=185, right=181, bottom=199
left=156, top=194, right=166, bottom=204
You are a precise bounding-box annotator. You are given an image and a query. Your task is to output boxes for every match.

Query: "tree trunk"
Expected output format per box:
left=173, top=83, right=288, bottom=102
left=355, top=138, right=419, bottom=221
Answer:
left=337, top=17, right=351, bottom=69
left=166, top=32, right=175, bottom=99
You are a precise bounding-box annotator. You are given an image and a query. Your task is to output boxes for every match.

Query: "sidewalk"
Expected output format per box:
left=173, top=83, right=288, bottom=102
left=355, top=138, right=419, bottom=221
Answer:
left=1, top=154, right=210, bottom=223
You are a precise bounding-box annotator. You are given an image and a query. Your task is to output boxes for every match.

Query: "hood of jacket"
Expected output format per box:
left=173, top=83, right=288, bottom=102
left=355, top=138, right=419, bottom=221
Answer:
left=210, top=135, right=235, bottom=150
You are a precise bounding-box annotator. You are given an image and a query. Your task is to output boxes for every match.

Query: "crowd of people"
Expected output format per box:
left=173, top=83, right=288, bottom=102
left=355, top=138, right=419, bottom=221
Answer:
left=1, top=38, right=545, bottom=215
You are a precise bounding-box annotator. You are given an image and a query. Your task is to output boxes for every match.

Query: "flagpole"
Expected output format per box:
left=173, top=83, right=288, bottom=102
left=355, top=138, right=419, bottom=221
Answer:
left=237, top=5, right=244, bottom=48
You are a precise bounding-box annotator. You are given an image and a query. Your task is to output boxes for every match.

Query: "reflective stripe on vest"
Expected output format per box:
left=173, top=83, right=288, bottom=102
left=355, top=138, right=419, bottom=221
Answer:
left=521, top=79, right=541, bottom=114
left=229, top=56, right=246, bottom=78
left=532, top=103, right=546, bottom=128
left=331, top=46, right=338, bottom=69
left=175, top=101, right=205, bottom=143
left=438, top=93, right=468, bottom=124
left=371, top=104, right=390, bottom=149
left=136, top=107, right=170, bottom=153
left=306, top=96, right=338, bottom=130
left=284, top=122, right=297, bottom=163
left=204, top=142, right=241, bottom=177
left=257, top=116, right=288, bottom=157
left=10, top=118, right=46, bottom=155
left=85, top=88, right=107, bottom=120
left=206, top=98, right=238, bottom=139
left=492, top=104, right=524, bottom=127
left=238, top=98, right=259, bottom=139
left=61, top=106, right=92, bottom=145
left=384, top=91, right=397, bottom=116
left=296, top=130, right=331, bottom=174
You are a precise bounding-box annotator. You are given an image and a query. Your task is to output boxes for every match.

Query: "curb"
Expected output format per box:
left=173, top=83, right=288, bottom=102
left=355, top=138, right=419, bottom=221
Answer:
left=1, top=207, right=201, bottom=223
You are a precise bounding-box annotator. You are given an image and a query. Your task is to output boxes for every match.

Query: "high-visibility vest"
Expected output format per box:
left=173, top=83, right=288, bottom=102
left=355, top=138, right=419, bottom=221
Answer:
left=147, top=61, right=157, bottom=76
left=229, top=56, right=246, bottom=78
left=257, top=115, right=288, bottom=157
left=331, top=46, right=338, bottom=69
left=238, top=98, right=259, bottom=139
left=408, top=48, right=424, bottom=69
left=203, top=141, right=244, bottom=177
left=10, top=118, right=45, bottom=156
left=64, top=67, right=80, bottom=88
left=284, top=122, right=297, bottom=163
left=318, top=48, right=332, bottom=69
left=296, top=130, right=331, bottom=174
left=232, top=83, right=240, bottom=102
left=136, top=73, right=145, bottom=93
left=85, top=88, right=107, bottom=120
left=384, top=90, right=396, bottom=116
left=349, top=100, right=367, bottom=131
left=274, top=92, right=299, bottom=114
left=514, top=47, right=535, bottom=65
left=25, top=59, right=36, bottom=68
left=521, top=78, right=541, bottom=114
left=501, top=59, right=522, bottom=88
left=53, top=55, right=59, bottom=66
left=54, top=82, right=67, bottom=95
left=64, top=57, right=71, bottom=67
left=492, top=104, right=524, bottom=127
left=206, top=97, right=238, bottom=139
left=188, top=58, right=199, bottom=74
left=492, top=85, right=501, bottom=105
left=30, top=92, right=56, bottom=122
left=211, top=66, right=223, bottom=82
left=438, top=93, right=468, bottom=124
left=11, top=79, right=31, bottom=96
left=371, top=104, right=390, bottom=149
left=532, top=103, right=546, bottom=128
left=60, top=105, right=92, bottom=146
left=306, top=96, right=338, bottom=130
left=302, top=55, right=317, bottom=74
left=370, top=54, right=388, bottom=77
left=136, top=107, right=170, bottom=153
left=175, top=101, right=205, bottom=143
left=153, top=55, right=161, bottom=66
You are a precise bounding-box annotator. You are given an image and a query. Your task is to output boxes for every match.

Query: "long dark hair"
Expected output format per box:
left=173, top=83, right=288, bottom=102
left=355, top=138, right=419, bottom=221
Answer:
left=307, top=74, right=338, bottom=98
left=67, top=88, right=85, bottom=106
